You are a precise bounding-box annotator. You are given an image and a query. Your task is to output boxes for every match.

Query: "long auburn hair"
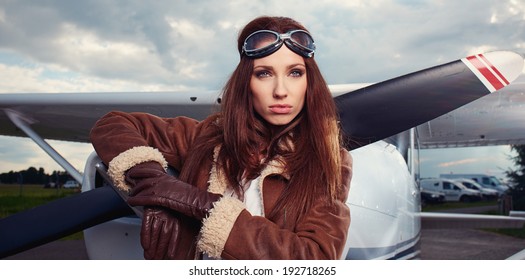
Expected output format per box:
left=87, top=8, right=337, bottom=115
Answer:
left=180, top=16, right=343, bottom=222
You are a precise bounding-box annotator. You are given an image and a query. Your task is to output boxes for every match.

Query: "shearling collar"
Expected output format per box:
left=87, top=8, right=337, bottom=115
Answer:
left=207, top=145, right=290, bottom=195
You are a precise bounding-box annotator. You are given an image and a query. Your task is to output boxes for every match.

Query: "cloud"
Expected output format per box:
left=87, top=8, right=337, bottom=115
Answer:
left=0, top=58, right=188, bottom=93
left=420, top=146, right=517, bottom=178
left=0, top=0, right=524, bottom=175
left=0, top=136, right=92, bottom=173
left=2, top=0, right=522, bottom=90
left=438, top=158, right=484, bottom=168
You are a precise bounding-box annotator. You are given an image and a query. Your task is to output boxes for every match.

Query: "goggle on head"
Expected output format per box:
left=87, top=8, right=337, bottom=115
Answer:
left=241, top=29, right=316, bottom=59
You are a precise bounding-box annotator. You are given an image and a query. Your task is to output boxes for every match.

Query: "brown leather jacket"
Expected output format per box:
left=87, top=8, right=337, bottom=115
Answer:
left=90, top=111, right=352, bottom=259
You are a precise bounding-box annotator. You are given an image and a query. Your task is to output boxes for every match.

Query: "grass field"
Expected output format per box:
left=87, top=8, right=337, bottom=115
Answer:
left=0, top=184, right=83, bottom=240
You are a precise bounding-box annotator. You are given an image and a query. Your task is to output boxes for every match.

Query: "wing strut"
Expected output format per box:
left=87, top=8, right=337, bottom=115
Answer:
left=3, top=109, right=83, bottom=183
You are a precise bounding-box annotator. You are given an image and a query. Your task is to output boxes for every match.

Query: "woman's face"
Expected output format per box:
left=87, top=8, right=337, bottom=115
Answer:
left=250, top=45, right=307, bottom=126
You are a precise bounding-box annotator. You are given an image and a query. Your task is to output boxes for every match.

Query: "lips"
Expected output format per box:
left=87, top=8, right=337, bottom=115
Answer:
left=269, top=104, right=292, bottom=114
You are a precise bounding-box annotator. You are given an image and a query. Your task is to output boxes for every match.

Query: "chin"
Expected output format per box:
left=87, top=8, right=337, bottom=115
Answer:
left=267, top=119, right=293, bottom=126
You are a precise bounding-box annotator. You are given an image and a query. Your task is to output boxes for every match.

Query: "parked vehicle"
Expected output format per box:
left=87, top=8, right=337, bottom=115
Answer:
left=62, top=180, right=80, bottom=189
left=43, top=182, right=57, bottom=188
left=453, top=178, right=499, bottom=200
left=419, top=178, right=482, bottom=202
left=440, top=173, right=508, bottom=195
left=420, top=189, right=445, bottom=206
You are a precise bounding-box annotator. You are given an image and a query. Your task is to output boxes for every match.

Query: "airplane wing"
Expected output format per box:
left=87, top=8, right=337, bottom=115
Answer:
left=418, top=74, right=525, bottom=148
left=0, top=84, right=373, bottom=144
left=0, top=90, right=224, bottom=143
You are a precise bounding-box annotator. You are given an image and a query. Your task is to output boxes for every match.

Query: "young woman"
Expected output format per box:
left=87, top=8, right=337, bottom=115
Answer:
left=90, top=16, right=352, bottom=260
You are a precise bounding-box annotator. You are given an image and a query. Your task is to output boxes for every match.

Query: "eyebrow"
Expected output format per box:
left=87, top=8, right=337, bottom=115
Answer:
left=253, top=63, right=306, bottom=70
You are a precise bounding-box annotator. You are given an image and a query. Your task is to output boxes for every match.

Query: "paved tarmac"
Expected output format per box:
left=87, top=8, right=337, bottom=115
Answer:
left=3, top=239, right=89, bottom=260
left=420, top=228, right=525, bottom=260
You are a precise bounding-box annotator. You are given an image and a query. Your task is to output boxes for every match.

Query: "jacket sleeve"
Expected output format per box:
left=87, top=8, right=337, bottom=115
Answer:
left=89, top=111, right=204, bottom=191
left=197, top=150, right=353, bottom=260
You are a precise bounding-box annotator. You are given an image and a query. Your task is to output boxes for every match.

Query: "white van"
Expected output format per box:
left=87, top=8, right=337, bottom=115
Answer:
left=453, top=178, right=499, bottom=200
left=419, top=178, right=482, bottom=202
left=440, top=174, right=508, bottom=195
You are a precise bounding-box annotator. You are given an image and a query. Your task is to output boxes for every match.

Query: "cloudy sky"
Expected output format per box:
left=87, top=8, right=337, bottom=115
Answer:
left=0, top=0, right=524, bottom=180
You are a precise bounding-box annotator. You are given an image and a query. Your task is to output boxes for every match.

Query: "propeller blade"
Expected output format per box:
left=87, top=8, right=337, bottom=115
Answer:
left=336, top=51, right=524, bottom=149
left=0, top=186, right=133, bottom=258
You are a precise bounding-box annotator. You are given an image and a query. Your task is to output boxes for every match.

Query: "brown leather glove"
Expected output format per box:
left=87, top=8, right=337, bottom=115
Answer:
left=140, top=206, right=181, bottom=259
left=125, top=161, right=222, bottom=221
left=124, top=162, right=184, bottom=259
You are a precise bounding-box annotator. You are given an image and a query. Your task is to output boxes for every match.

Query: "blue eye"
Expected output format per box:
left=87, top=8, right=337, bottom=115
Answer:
left=255, top=70, right=272, bottom=78
left=290, top=69, right=304, bottom=77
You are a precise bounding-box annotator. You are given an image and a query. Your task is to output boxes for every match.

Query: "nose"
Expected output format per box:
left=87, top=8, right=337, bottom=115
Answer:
left=273, top=77, right=288, bottom=99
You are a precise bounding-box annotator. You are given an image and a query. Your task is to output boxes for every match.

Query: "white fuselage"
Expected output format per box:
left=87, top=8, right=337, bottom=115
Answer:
left=343, top=140, right=420, bottom=259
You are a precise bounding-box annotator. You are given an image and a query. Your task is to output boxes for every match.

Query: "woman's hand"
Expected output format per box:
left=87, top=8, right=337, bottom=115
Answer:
left=140, top=207, right=182, bottom=259
left=125, top=161, right=222, bottom=220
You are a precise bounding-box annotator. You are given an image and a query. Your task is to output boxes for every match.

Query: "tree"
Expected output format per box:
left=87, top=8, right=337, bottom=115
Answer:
left=21, top=167, right=39, bottom=184
left=0, top=167, right=73, bottom=185
left=505, top=145, right=525, bottom=210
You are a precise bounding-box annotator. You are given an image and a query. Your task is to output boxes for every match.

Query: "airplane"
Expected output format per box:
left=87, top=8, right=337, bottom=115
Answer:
left=1, top=50, right=525, bottom=260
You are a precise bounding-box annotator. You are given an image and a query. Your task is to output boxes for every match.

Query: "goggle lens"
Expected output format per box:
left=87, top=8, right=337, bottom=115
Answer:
left=242, top=30, right=316, bottom=58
